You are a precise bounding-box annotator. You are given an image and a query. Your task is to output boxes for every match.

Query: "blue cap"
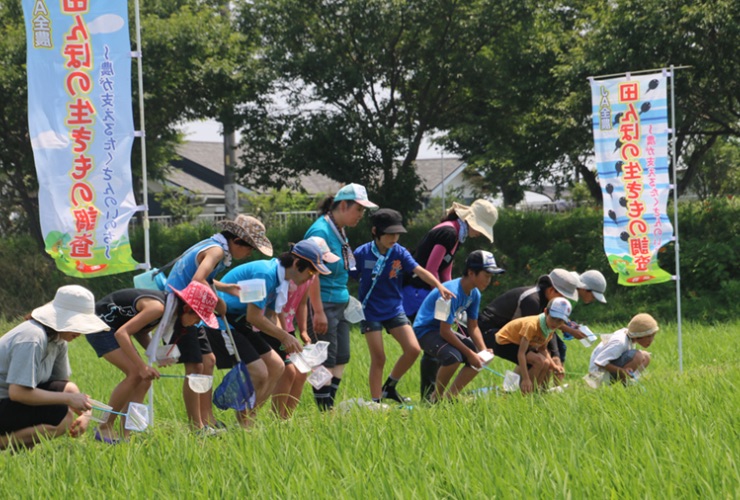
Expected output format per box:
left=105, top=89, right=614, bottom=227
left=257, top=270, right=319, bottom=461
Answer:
left=292, top=239, right=332, bottom=275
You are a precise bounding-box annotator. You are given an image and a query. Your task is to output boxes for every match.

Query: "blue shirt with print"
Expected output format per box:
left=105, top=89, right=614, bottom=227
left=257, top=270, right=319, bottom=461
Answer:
left=304, top=216, right=349, bottom=304
left=218, top=259, right=280, bottom=316
left=351, top=242, right=418, bottom=321
left=412, top=278, right=481, bottom=339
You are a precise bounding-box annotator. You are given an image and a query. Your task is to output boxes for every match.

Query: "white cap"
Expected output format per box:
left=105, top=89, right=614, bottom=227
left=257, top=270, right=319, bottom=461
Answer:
left=579, top=270, right=607, bottom=303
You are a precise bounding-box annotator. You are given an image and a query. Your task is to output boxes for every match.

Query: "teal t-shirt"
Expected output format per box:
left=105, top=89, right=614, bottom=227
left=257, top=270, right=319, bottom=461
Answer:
left=304, top=217, right=349, bottom=304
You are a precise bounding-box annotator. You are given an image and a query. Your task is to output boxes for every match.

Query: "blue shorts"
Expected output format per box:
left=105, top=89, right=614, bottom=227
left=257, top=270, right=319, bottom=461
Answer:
left=85, top=329, right=121, bottom=358
left=418, top=330, right=476, bottom=367
left=360, top=313, right=410, bottom=335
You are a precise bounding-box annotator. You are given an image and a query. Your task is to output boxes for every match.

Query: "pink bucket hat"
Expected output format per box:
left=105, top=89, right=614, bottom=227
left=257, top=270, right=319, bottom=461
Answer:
left=169, top=282, right=219, bottom=329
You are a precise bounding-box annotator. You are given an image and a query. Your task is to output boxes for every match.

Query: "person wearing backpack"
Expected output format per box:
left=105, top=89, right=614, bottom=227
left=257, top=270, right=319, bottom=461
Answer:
left=351, top=209, right=454, bottom=404
left=401, top=199, right=499, bottom=401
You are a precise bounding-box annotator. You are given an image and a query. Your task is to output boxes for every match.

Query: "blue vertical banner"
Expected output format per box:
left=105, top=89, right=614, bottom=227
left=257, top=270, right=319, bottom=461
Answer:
left=23, top=0, right=139, bottom=277
left=590, top=72, right=674, bottom=286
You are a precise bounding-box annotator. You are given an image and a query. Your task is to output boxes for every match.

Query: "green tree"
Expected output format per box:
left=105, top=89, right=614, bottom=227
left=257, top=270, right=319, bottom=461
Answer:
left=239, top=0, right=528, bottom=216
left=690, top=137, right=740, bottom=200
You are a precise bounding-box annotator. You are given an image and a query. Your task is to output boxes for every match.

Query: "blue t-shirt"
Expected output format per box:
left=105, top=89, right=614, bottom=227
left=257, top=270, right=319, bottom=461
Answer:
left=166, top=236, right=228, bottom=292
left=351, top=242, right=418, bottom=321
left=304, top=216, right=349, bottom=304
left=218, top=259, right=280, bottom=316
left=412, top=278, right=481, bottom=339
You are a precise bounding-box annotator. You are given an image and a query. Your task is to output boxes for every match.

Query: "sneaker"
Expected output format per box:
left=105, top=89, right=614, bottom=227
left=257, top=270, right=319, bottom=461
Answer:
left=381, top=386, right=411, bottom=404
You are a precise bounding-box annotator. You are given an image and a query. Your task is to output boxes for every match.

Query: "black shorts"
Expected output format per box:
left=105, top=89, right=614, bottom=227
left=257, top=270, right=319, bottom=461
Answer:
left=207, top=320, right=272, bottom=369
left=490, top=336, right=533, bottom=369
left=169, top=325, right=213, bottom=364
left=0, top=381, right=69, bottom=434
left=260, top=332, right=289, bottom=361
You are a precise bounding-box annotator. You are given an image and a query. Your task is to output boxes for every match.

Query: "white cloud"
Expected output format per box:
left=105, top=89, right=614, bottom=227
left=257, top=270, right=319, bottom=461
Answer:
left=88, top=14, right=125, bottom=35
left=31, top=130, right=69, bottom=150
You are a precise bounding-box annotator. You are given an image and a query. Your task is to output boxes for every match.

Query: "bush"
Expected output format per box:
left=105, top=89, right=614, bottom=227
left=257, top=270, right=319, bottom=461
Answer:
left=1, top=199, right=737, bottom=323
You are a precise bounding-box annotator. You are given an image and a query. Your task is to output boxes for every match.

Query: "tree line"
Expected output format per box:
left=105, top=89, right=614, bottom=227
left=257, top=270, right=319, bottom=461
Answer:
left=1, top=0, right=738, bottom=248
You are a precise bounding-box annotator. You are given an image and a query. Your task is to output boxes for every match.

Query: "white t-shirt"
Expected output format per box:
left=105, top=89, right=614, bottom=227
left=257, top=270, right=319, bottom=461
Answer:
left=589, top=328, right=634, bottom=373
left=0, top=320, right=71, bottom=399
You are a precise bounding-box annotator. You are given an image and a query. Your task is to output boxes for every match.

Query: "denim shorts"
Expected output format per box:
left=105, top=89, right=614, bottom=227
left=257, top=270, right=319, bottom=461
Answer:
left=418, top=330, right=476, bottom=367
left=85, top=329, right=122, bottom=358
left=360, top=313, right=410, bottom=335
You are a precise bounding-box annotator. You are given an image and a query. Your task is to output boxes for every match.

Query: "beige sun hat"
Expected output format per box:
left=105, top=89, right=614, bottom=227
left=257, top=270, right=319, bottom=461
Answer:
left=218, top=214, right=273, bottom=256
left=31, top=285, right=110, bottom=334
left=627, top=313, right=659, bottom=339
left=452, top=199, right=498, bottom=243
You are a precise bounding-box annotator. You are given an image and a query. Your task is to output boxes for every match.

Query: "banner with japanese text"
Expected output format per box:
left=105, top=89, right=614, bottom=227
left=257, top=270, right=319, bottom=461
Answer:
left=590, top=72, right=673, bottom=286
left=23, top=0, right=139, bottom=277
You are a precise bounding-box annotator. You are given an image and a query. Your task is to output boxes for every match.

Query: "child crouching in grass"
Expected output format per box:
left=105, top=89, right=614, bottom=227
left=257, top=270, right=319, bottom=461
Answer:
left=490, top=298, right=572, bottom=394
left=588, top=313, right=658, bottom=384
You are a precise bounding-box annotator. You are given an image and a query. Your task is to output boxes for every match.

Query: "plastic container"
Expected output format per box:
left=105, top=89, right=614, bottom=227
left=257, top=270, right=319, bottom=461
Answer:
left=472, top=350, right=495, bottom=372
left=503, top=370, right=521, bottom=392
left=301, top=341, right=330, bottom=368
left=89, top=399, right=112, bottom=424
left=287, top=353, right=312, bottom=374
left=307, top=365, right=332, bottom=389
left=433, top=297, right=451, bottom=321
left=344, top=296, right=365, bottom=323
left=583, top=371, right=608, bottom=389
left=238, top=279, right=267, bottom=303
left=155, top=344, right=181, bottom=366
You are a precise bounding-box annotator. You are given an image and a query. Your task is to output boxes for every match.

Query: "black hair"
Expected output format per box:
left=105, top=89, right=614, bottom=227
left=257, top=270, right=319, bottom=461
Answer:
left=279, top=250, right=312, bottom=272
left=221, top=230, right=252, bottom=248
left=440, top=210, right=461, bottom=223
left=318, top=196, right=356, bottom=214
left=463, top=265, right=484, bottom=278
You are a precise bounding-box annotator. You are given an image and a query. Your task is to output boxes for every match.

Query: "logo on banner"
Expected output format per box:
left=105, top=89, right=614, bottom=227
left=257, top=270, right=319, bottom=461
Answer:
left=590, top=73, right=673, bottom=286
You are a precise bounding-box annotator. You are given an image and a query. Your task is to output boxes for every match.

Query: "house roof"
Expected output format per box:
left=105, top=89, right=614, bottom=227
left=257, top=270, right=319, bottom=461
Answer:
left=170, top=142, right=465, bottom=197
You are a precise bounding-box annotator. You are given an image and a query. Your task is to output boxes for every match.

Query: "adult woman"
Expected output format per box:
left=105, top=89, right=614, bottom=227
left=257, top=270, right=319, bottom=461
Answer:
left=0, top=285, right=109, bottom=450
left=304, top=183, right=378, bottom=410
left=401, top=199, right=499, bottom=400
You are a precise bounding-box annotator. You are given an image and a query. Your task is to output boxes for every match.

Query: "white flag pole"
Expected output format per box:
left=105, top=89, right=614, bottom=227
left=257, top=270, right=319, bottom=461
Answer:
left=668, top=65, right=683, bottom=374
left=133, top=0, right=154, bottom=423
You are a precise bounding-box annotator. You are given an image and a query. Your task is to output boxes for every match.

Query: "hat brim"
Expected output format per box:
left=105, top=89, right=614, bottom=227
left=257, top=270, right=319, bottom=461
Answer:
left=628, top=326, right=659, bottom=339
left=466, top=218, right=494, bottom=243
left=592, top=290, right=607, bottom=303
left=549, top=310, right=570, bottom=321
left=170, top=286, right=219, bottom=329
left=381, top=224, right=407, bottom=234
left=218, top=220, right=274, bottom=257
left=31, top=303, right=110, bottom=335
left=483, top=266, right=506, bottom=275
left=322, top=252, right=340, bottom=263
left=552, top=284, right=579, bottom=302
left=353, top=199, right=379, bottom=209
left=296, top=255, right=331, bottom=275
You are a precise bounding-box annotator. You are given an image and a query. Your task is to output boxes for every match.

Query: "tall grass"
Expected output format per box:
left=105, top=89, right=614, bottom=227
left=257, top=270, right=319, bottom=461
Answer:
left=0, top=320, right=738, bottom=497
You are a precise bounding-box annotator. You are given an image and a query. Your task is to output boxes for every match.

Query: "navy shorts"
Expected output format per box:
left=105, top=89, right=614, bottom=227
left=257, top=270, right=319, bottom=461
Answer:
left=360, top=313, right=410, bottom=335
left=85, top=329, right=121, bottom=358
left=418, top=330, right=476, bottom=367
left=169, top=325, right=213, bottom=364
left=0, top=381, right=69, bottom=434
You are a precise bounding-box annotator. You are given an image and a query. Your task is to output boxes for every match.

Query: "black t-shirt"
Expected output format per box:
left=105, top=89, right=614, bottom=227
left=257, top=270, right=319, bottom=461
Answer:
left=478, top=276, right=552, bottom=332
left=95, top=288, right=166, bottom=331
left=405, top=223, right=459, bottom=290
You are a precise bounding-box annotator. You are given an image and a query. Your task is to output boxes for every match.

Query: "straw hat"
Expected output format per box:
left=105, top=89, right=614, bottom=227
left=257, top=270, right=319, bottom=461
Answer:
left=31, top=285, right=110, bottom=334
left=169, top=282, right=219, bottom=329
left=218, top=214, right=273, bottom=256
left=452, top=199, right=498, bottom=243
left=627, top=313, right=659, bottom=339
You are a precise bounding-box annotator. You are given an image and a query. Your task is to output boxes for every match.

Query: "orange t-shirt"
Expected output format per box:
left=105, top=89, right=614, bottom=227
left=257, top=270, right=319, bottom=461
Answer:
left=495, top=315, right=552, bottom=348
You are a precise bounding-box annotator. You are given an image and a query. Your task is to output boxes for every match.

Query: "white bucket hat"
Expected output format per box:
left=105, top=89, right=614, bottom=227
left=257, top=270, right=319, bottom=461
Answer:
left=453, top=199, right=498, bottom=243
left=31, top=285, right=110, bottom=334
left=579, top=270, right=607, bottom=303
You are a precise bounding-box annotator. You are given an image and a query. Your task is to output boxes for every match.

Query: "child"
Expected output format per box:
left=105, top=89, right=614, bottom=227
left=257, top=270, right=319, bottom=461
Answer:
left=490, top=297, right=572, bottom=394
left=270, top=236, right=337, bottom=419
left=412, top=250, right=501, bottom=402
left=352, top=209, right=454, bottom=404
left=589, top=313, right=658, bottom=383
left=214, top=239, right=331, bottom=427
left=558, top=270, right=608, bottom=360
left=304, top=183, right=377, bottom=410
left=0, top=286, right=108, bottom=450
left=150, top=214, right=273, bottom=431
left=85, top=288, right=166, bottom=442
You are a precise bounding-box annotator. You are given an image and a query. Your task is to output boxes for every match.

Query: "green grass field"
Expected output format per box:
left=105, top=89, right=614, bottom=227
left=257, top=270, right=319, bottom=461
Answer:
left=1, top=319, right=738, bottom=498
